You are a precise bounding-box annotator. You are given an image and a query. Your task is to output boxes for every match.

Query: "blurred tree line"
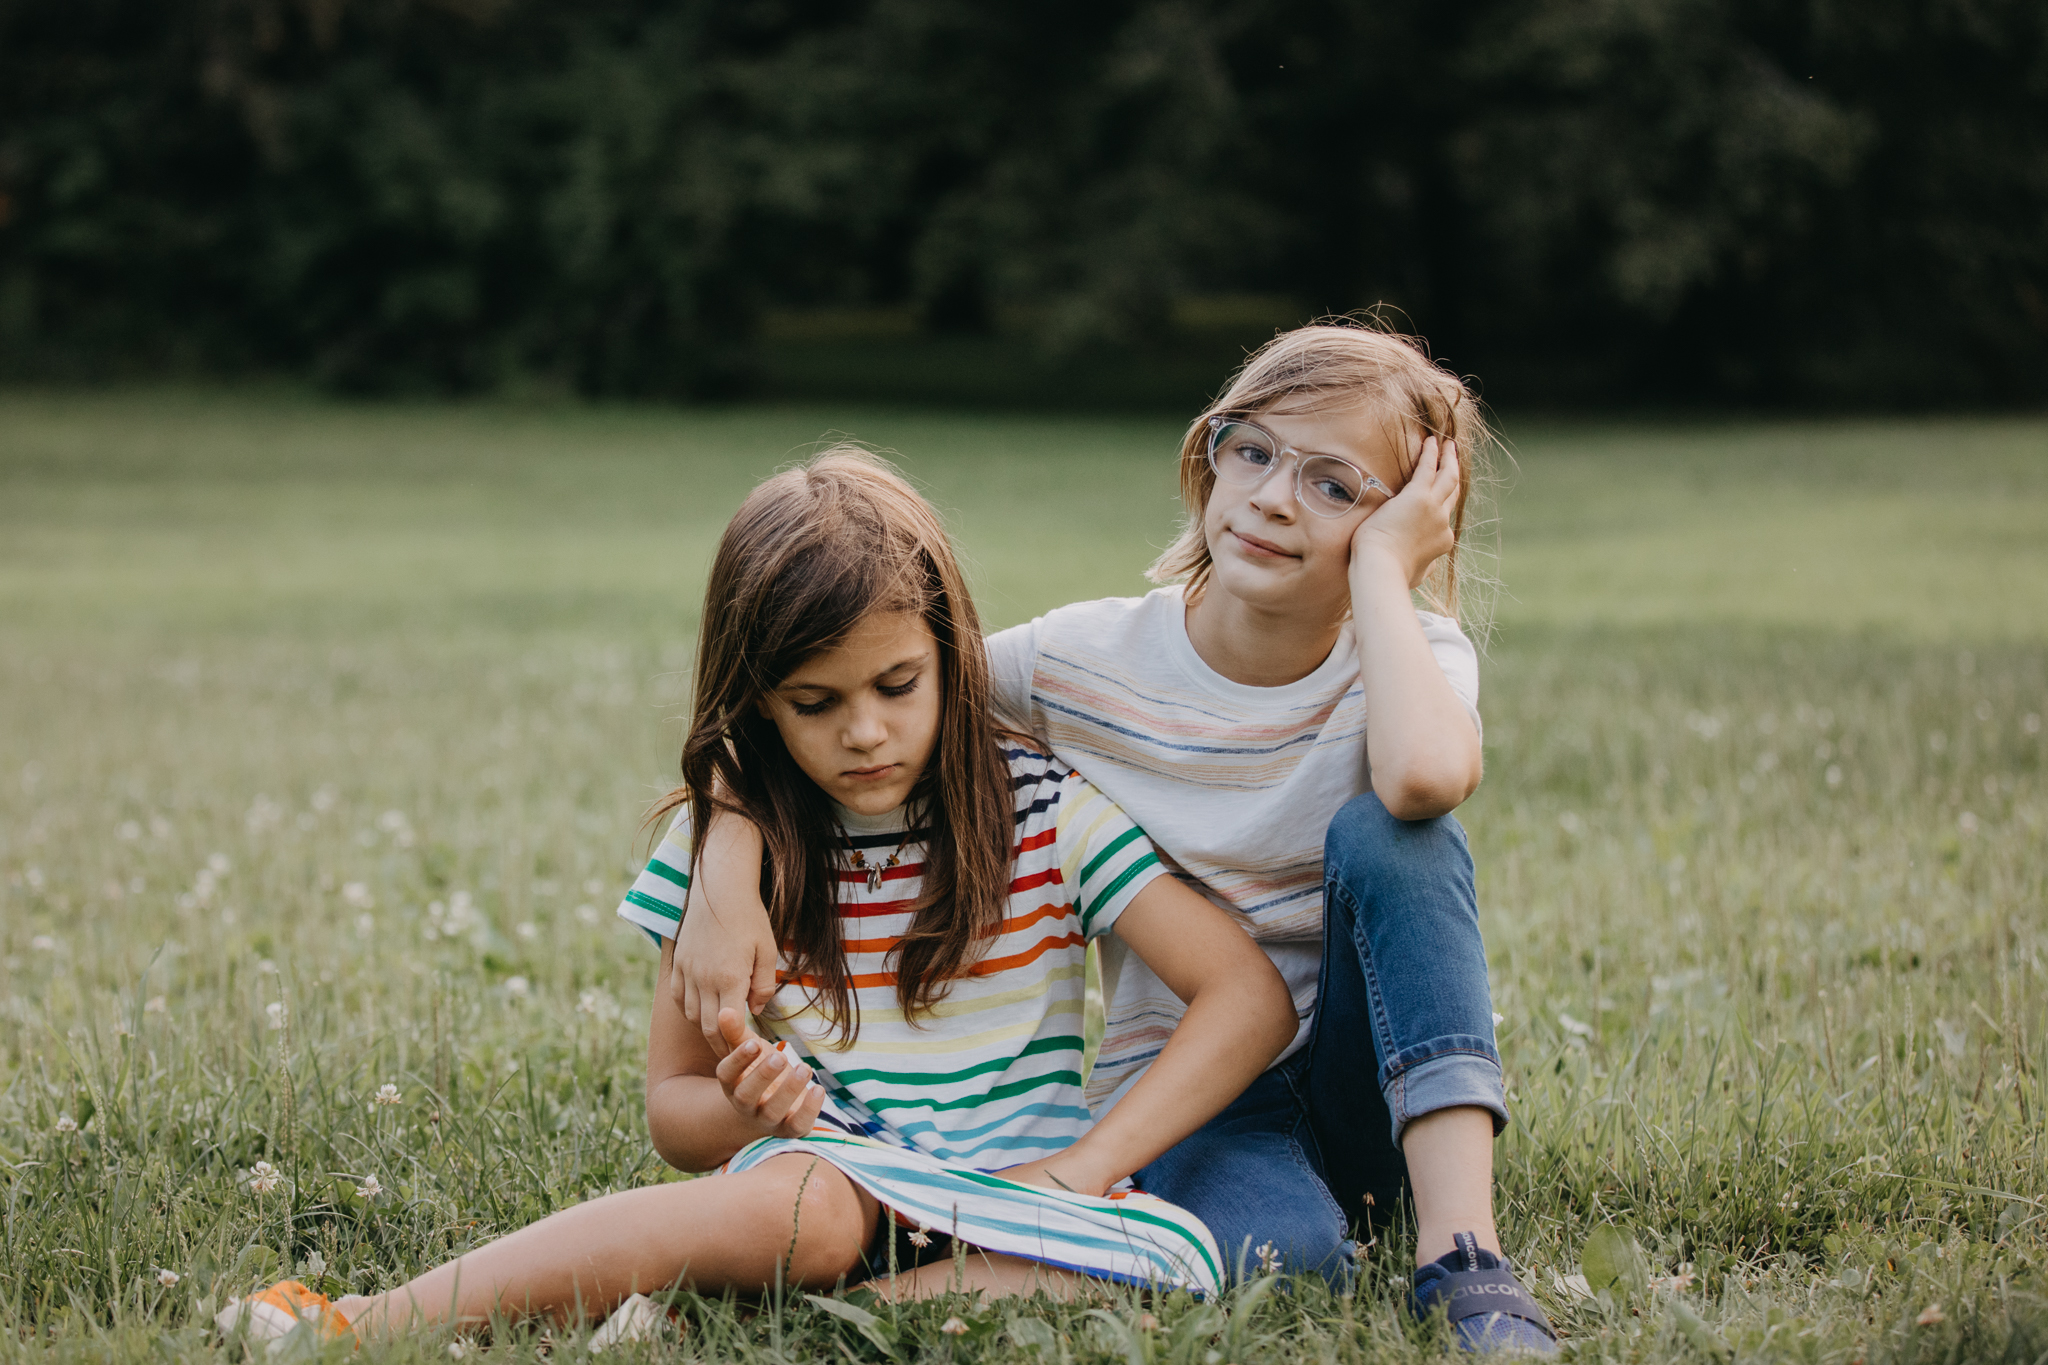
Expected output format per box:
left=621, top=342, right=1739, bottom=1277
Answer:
left=2, top=0, right=2043, bottom=407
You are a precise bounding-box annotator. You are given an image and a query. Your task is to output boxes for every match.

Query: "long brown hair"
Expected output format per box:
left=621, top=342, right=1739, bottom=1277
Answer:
left=650, top=447, right=1014, bottom=1043
left=1149, top=315, right=1499, bottom=630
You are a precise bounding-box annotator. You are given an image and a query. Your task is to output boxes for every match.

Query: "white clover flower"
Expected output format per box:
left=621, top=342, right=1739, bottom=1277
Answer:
left=504, top=976, right=530, bottom=1000
left=1137, top=1314, right=1160, bottom=1331
left=907, top=1226, right=932, bottom=1249
left=247, top=1161, right=280, bottom=1194
left=355, top=913, right=375, bottom=935
left=114, top=1022, right=134, bottom=1039
left=207, top=853, right=231, bottom=876
left=54, top=1114, right=77, bottom=1133
left=342, top=882, right=373, bottom=909
left=30, top=935, right=55, bottom=952
left=1559, top=1013, right=1595, bottom=1039
left=118, top=820, right=141, bottom=841
left=939, top=1318, right=968, bottom=1336
left=1255, top=1241, right=1282, bottom=1274
left=374, top=1083, right=402, bottom=1106
left=156, top=1268, right=181, bottom=1288
left=515, top=922, right=538, bottom=941
left=25, top=867, right=45, bottom=890
left=257, top=959, right=277, bottom=975
left=144, top=995, right=167, bottom=1014
left=265, top=1002, right=288, bottom=1030
left=357, top=1174, right=384, bottom=1199
left=574, top=904, right=601, bottom=926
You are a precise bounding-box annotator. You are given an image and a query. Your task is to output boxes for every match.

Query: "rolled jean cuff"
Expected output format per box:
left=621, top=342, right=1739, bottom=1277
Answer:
left=1386, top=1047, right=1508, bottom=1146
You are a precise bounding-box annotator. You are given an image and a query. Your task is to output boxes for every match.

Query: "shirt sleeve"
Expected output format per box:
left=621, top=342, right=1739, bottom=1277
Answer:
left=1052, top=771, right=1167, bottom=940
left=1416, top=611, right=1483, bottom=742
left=616, top=807, right=695, bottom=943
left=984, top=619, right=1043, bottom=737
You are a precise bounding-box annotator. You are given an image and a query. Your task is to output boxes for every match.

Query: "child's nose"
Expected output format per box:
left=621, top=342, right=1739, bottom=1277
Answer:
left=843, top=703, right=888, bottom=751
left=1248, top=456, right=1299, bottom=517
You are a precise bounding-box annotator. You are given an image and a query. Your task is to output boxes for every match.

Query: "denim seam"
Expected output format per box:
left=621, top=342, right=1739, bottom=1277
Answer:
left=1279, top=1057, right=1350, bottom=1252
left=1326, top=876, right=1404, bottom=1096
left=1381, top=1040, right=1503, bottom=1074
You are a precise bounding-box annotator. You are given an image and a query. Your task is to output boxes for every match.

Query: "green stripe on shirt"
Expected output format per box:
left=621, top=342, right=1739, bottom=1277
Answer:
left=864, top=1069, right=1085, bottom=1114
left=829, top=1034, right=1086, bottom=1089
left=1078, top=823, right=1147, bottom=889
left=646, top=857, right=690, bottom=890
left=626, top=889, right=681, bottom=922
left=1081, top=850, right=1160, bottom=931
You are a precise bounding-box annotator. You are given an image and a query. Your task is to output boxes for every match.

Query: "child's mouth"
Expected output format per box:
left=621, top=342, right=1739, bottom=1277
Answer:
left=1229, top=530, right=1294, bottom=559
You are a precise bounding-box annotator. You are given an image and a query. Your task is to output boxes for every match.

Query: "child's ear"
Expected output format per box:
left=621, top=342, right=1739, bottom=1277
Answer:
left=755, top=695, right=774, bottom=720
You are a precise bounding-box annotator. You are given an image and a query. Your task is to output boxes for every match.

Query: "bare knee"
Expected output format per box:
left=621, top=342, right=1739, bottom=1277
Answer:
left=737, top=1155, right=875, bottom=1285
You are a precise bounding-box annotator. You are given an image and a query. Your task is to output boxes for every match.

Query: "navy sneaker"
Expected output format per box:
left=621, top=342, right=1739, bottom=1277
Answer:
left=1411, top=1232, right=1558, bottom=1354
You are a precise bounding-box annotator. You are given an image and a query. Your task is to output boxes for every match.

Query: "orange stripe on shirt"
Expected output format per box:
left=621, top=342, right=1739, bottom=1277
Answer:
left=840, top=902, right=1073, bottom=956
left=786, top=930, right=1085, bottom=990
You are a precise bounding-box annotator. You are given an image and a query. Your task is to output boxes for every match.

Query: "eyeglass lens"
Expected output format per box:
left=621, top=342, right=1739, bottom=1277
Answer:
left=1209, top=422, right=1371, bottom=517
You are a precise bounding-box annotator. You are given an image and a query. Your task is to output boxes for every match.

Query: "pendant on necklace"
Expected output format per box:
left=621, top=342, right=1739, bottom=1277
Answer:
left=850, top=848, right=901, bottom=892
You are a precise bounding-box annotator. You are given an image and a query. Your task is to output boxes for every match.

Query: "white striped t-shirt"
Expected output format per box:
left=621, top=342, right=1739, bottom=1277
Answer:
left=985, top=586, right=1481, bottom=1113
left=617, top=749, right=1168, bottom=1169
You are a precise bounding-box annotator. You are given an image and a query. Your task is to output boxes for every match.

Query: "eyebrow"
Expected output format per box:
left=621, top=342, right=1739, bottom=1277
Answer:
left=778, top=652, right=929, bottom=693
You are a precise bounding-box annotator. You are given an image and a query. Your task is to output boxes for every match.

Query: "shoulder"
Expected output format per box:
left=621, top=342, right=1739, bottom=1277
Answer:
left=1018, top=589, right=1185, bottom=684
left=1035, top=587, right=1181, bottom=644
left=1000, top=740, right=1069, bottom=802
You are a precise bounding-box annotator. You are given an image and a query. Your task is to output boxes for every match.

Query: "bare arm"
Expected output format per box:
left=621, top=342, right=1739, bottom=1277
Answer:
left=645, top=934, right=823, bottom=1172
left=667, top=812, right=781, bottom=1058
left=1349, top=435, right=1484, bottom=819
left=1000, top=876, right=1296, bottom=1197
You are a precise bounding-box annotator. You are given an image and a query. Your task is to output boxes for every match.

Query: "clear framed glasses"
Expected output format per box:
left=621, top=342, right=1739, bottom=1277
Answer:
left=1205, top=416, right=1392, bottom=518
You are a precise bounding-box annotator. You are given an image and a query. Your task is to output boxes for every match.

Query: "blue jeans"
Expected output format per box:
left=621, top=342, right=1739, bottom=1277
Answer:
left=1132, top=792, right=1507, bottom=1283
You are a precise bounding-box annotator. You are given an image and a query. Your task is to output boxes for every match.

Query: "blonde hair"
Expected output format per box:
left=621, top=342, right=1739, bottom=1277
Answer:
left=1147, top=317, right=1499, bottom=629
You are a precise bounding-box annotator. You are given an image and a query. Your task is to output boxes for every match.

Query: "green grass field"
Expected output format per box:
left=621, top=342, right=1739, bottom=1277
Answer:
left=1, top=389, right=2045, bottom=1363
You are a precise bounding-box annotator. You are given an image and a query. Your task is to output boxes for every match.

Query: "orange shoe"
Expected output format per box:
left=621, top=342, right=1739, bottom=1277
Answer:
left=214, top=1280, right=354, bottom=1349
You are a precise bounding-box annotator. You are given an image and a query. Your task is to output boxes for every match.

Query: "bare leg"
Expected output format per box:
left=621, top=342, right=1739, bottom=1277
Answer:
left=337, top=1154, right=878, bottom=1337
left=1402, top=1106, right=1499, bottom=1265
left=858, top=1250, right=1096, bottom=1303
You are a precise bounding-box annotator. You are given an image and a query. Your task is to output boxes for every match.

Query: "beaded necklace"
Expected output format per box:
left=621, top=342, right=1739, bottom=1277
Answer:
left=847, top=829, right=914, bottom=892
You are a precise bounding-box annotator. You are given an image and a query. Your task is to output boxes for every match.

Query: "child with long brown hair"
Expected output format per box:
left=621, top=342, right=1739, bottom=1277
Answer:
left=215, top=450, right=1294, bottom=1349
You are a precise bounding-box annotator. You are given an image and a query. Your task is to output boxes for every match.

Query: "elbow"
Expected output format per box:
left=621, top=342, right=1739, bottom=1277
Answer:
left=644, top=1079, right=716, bottom=1174
left=1372, top=759, right=1481, bottom=822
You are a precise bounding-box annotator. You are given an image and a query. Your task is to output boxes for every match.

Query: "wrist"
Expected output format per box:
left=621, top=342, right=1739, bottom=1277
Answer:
left=1047, top=1148, right=1117, bottom=1198
left=1348, top=540, right=1412, bottom=597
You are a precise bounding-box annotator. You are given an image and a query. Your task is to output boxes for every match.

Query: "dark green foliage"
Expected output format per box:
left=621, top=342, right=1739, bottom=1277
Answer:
left=0, top=0, right=2043, bottom=404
